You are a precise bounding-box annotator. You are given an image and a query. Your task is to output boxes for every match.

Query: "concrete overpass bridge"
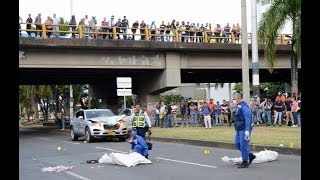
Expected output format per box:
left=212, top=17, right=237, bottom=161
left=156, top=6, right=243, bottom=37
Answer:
left=19, top=37, right=300, bottom=106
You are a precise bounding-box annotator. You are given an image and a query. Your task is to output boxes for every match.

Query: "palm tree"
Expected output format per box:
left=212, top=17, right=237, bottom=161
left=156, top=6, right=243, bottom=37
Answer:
left=258, top=0, right=301, bottom=96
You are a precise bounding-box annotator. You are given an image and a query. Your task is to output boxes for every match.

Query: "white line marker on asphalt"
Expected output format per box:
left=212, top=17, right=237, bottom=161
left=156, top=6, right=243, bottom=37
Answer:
left=39, top=137, right=49, bottom=140
left=65, top=171, right=92, bottom=180
left=63, top=141, right=80, bottom=145
left=95, top=147, right=128, bottom=153
left=155, top=157, right=218, bottom=168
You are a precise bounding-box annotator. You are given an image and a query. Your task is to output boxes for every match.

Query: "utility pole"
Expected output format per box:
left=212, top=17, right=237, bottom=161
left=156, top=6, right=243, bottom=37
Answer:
left=251, top=0, right=260, bottom=101
left=241, top=0, right=250, bottom=102
left=70, top=0, right=73, bottom=17
left=70, top=85, right=73, bottom=118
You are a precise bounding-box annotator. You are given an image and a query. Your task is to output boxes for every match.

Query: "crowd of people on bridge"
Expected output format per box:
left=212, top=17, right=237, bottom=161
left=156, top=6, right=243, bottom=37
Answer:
left=19, top=13, right=242, bottom=43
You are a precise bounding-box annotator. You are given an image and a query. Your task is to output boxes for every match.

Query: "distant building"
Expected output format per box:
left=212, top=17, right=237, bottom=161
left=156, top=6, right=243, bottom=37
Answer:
left=161, top=83, right=236, bottom=103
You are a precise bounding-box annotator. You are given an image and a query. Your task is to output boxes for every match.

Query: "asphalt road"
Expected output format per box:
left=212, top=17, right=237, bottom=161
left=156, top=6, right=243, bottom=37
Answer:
left=19, top=128, right=301, bottom=180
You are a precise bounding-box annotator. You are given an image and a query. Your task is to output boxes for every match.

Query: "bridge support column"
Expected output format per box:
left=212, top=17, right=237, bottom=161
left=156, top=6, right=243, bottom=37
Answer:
left=165, top=52, right=181, bottom=87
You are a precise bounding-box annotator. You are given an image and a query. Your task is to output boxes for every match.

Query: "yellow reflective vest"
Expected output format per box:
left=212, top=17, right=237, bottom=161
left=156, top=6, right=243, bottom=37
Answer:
left=133, top=112, right=146, bottom=128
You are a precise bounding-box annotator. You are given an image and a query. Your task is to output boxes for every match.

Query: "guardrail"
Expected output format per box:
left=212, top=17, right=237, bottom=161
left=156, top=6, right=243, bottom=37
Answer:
left=19, top=23, right=292, bottom=45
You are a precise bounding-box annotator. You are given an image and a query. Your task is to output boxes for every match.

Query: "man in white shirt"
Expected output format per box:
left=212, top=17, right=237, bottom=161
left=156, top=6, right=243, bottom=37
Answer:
left=52, top=14, right=60, bottom=38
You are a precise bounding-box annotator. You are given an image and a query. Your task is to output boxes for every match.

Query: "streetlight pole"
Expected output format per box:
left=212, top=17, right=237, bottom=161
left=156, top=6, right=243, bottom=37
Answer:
left=70, top=0, right=73, bottom=17
left=241, top=0, right=250, bottom=102
left=251, top=0, right=260, bottom=101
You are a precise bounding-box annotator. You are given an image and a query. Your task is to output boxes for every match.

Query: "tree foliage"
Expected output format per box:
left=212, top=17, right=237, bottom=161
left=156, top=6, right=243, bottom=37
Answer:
left=160, top=94, right=183, bottom=104
left=19, top=84, right=87, bottom=121
left=59, top=17, right=71, bottom=36
left=233, top=82, right=284, bottom=98
left=258, top=0, right=301, bottom=94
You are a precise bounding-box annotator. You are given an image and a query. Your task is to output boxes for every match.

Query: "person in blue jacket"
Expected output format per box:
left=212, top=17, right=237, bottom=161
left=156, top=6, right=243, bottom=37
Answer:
left=128, top=130, right=149, bottom=159
left=233, top=93, right=256, bottom=168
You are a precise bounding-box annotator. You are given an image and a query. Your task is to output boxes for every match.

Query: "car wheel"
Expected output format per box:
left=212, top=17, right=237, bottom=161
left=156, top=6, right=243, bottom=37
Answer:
left=119, top=137, right=126, bottom=142
left=85, top=127, right=94, bottom=143
left=70, top=127, right=79, bottom=141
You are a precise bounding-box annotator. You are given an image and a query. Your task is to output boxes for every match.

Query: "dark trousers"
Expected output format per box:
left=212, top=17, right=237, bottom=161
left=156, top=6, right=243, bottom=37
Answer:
left=135, top=127, right=147, bottom=139
left=36, top=25, right=42, bottom=37
left=102, top=28, right=107, bottom=39
left=71, top=27, right=76, bottom=38
left=154, top=114, right=160, bottom=127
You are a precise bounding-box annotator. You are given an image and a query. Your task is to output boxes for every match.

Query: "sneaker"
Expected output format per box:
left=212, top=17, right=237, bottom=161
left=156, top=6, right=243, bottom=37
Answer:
left=238, top=161, right=249, bottom=168
left=249, top=153, right=256, bottom=164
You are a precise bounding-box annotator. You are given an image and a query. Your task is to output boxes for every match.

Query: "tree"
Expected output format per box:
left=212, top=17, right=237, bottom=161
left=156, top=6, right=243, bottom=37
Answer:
left=258, top=0, right=301, bottom=96
left=160, top=94, right=183, bottom=104
left=36, top=85, right=53, bottom=121
left=19, top=85, right=39, bottom=121
left=233, top=82, right=284, bottom=99
left=59, top=17, right=70, bottom=36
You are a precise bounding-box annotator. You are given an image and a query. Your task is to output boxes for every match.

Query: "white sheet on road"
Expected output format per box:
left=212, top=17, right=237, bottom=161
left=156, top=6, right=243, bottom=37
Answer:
left=98, top=152, right=152, bottom=167
left=221, top=149, right=278, bottom=164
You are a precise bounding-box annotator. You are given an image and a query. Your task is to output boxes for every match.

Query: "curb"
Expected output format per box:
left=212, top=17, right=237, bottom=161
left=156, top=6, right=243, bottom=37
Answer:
left=42, top=127, right=301, bottom=156
left=151, top=137, right=301, bottom=156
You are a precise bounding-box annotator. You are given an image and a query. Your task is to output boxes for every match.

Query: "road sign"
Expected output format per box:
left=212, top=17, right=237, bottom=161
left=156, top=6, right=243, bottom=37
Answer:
left=117, top=89, right=132, bottom=96
left=117, top=77, right=132, bottom=88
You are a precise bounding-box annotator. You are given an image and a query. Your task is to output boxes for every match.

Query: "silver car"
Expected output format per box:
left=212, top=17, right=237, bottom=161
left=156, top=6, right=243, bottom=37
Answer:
left=70, top=109, right=128, bottom=142
left=119, top=108, right=133, bottom=133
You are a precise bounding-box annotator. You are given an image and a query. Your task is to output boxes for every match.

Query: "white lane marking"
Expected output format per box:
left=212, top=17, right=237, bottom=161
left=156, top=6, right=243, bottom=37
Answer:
left=39, top=137, right=49, bottom=140
left=155, top=157, right=218, bottom=168
left=65, top=171, right=92, bottom=180
left=63, top=141, right=80, bottom=145
left=95, top=147, right=128, bottom=154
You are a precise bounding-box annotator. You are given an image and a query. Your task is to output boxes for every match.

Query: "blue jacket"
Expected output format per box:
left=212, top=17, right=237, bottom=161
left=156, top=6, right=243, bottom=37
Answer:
left=129, top=132, right=148, bottom=156
left=234, top=101, right=252, bottom=131
left=202, top=106, right=211, bottom=116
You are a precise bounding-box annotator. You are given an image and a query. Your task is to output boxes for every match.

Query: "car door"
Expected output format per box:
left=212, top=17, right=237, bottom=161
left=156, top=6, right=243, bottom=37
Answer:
left=77, top=111, right=86, bottom=136
left=73, top=110, right=84, bottom=136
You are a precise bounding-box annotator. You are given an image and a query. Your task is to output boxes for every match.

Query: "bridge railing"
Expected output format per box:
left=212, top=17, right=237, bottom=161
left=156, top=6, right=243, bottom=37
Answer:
left=19, top=23, right=292, bottom=45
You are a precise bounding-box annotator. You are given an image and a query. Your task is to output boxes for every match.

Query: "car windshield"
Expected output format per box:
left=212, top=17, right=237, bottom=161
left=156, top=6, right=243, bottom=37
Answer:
left=85, top=110, right=115, bottom=119
left=121, top=109, right=131, bottom=116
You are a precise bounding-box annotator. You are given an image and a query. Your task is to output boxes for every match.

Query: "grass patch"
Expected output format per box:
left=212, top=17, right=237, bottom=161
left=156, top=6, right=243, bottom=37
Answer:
left=152, top=125, right=301, bottom=147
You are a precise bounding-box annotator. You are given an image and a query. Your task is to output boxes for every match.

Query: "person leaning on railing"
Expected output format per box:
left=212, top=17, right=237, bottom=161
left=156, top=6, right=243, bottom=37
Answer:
left=140, top=20, right=146, bottom=40
left=69, top=15, right=77, bottom=39
left=45, top=16, right=53, bottom=38
left=26, top=14, right=33, bottom=37
left=34, top=13, right=42, bottom=37
left=19, top=16, right=23, bottom=36
left=131, top=20, right=139, bottom=41
left=101, top=17, right=109, bottom=40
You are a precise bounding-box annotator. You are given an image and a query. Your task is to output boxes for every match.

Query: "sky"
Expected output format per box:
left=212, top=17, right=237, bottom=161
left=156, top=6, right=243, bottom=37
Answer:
left=19, top=0, right=255, bottom=30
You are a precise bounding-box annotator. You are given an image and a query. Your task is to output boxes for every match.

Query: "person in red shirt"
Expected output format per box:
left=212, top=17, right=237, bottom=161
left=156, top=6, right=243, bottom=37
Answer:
left=208, top=99, right=215, bottom=124
left=275, top=91, right=285, bottom=102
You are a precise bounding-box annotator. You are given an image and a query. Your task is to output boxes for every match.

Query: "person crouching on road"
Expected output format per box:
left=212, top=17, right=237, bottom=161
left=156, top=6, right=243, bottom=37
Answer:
left=233, top=93, right=256, bottom=168
left=129, top=130, right=149, bottom=159
left=128, top=104, right=152, bottom=139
